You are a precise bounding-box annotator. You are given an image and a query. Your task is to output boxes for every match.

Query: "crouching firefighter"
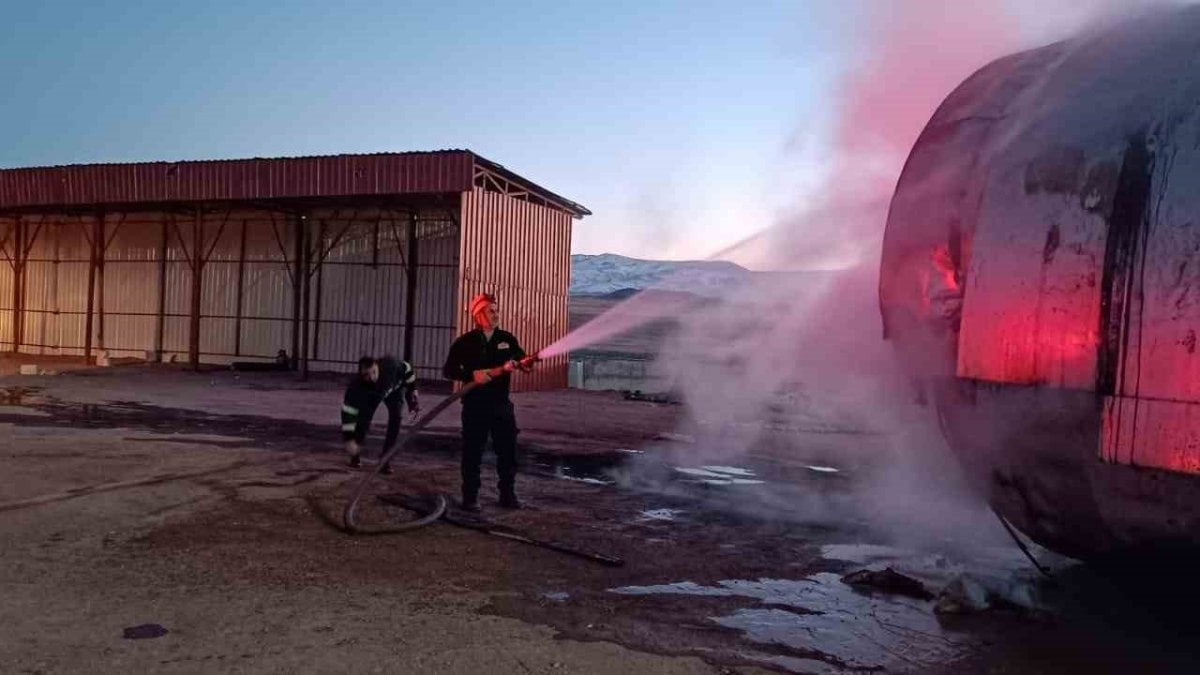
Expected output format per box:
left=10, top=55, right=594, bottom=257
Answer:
left=443, top=293, right=533, bottom=512
left=341, top=355, right=420, bottom=473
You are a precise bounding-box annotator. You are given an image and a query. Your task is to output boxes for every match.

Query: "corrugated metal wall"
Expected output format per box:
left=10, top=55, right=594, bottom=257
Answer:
left=459, top=187, right=572, bottom=391
left=2, top=216, right=95, bottom=356
left=0, top=208, right=460, bottom=376
left=309, top=208, right=459, bottom=377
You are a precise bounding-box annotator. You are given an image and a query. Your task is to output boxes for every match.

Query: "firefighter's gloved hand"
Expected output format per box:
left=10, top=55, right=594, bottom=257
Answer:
left=472, top=369, right=493, bottom=385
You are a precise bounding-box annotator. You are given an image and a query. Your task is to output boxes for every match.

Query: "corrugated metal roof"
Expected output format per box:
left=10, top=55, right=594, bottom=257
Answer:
left=0, top=150, right=590, bottom=217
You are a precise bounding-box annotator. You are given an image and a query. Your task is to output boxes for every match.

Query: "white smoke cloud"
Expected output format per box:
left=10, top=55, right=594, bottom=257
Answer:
left=645, top=0, right=1185, bottom=547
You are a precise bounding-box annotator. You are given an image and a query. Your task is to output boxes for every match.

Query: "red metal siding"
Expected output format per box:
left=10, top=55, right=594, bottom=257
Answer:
left=459, top=187, right=572, bottom=391
left=0, top=151, right=475, bottom=209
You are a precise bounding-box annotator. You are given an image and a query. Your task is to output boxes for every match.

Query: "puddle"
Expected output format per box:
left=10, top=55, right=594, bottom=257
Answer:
left=675, top=466, right=761, bottom=480
left=701, top=465, right=756, bottom=477
left=612, top=573, right=971, bottom=671
left=691, top=478, right=768, bottom=486
left=638, top=508, right=684, bottom=522
left=675, top=466, right=766, bottom=487
left=533, top=453, right=779, bottom=496
left=674, top=467, right=736, bottom=480
left=0, top=405, right=51, bottom=417
left=559, top=474, right=612, bottom=486
left=0, top=395, right=343, bottom=454
left=805, top=466, right=840, bottom=474
left=536, top=453, right=623, bottom=486
left=122, top=623, right=169, bottom=640
left=0, top=386, right=43, bottom=406
left=819, top=543, right=1050, bottom=612
left=754, top=655, right=842, bottom=675
left=607, top=544, right=1089, bottom=672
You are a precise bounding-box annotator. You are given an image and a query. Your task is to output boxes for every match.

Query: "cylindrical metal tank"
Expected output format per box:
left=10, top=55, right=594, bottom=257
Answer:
left=880, top=6, right=1200, bottom=561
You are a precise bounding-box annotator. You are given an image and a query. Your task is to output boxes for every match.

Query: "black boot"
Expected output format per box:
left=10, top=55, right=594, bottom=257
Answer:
left=498, top=490, right=521, bottom=509
left=349, top=454, right=361, bottom=469
left=461, top=494, right=481, bottom=513
left=379, top=445, right=394, bottom=475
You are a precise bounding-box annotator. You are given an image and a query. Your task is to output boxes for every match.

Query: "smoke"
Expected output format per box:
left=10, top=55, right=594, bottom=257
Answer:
left=730, top=0, right=1180, bottom=273
left=644, top=0, right=1180, bottom=549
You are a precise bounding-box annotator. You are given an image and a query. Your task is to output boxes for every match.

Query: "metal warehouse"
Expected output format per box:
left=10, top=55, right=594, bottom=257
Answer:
left=0, top=150, right=589, bottom=390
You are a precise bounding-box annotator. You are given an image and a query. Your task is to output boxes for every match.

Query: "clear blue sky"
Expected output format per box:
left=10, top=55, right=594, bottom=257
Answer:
left=1, top=1, right=870, bottom=262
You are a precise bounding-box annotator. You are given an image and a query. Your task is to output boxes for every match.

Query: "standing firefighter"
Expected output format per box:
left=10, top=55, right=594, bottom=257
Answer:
left=443, top=293, right=532, bottom=511
left=341, top=355, right=420, bottom=473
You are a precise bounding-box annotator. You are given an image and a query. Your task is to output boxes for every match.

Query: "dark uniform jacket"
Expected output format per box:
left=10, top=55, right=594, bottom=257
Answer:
left=377, top=356, right=418, bottom=409
left=442, top=328, right=525, bottom=407
left=341, top=357, right=418, bottom=441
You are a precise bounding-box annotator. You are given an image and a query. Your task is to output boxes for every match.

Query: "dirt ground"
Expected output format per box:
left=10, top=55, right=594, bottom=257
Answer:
left=2, top=358, right=1198, bottom=674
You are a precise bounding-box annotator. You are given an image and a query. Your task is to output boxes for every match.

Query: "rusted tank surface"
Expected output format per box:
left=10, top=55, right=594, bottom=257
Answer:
left=880, top=6, right=1200, bottom=561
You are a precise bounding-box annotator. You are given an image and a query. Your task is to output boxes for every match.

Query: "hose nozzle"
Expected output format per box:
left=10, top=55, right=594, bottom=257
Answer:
left=499, top=353, right=542, bottom=374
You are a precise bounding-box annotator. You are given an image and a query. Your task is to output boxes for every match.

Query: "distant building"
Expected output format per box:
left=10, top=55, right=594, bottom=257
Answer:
left=0, top=150, right=589, bottom=390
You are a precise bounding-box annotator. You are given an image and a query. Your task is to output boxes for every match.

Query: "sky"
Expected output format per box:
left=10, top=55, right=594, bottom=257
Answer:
left=0, top=1, right=1176, bottom=268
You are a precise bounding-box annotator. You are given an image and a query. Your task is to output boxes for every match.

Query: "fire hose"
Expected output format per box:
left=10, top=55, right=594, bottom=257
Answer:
left=341, top=354, right=541, bottom=534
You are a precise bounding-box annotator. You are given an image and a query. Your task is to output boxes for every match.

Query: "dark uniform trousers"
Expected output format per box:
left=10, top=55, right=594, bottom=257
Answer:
left=460, top=399, right=519, bottom=502
left=341, top=357, right=417, bottom=454
left=358, top=391, right=405, bottom=451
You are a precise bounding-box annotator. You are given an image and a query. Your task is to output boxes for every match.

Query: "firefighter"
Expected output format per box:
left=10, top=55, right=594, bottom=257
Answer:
left=341, top=355, right=420, bottom=472
left=442, top=293, right=532, bottom=511
left=375, top=354, right=421, bottom=472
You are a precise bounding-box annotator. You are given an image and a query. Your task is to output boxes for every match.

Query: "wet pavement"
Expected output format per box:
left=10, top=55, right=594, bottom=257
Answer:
left=3, top=377, right=1199, bottom=673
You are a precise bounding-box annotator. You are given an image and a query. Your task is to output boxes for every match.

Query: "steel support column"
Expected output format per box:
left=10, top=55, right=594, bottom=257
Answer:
left=312, top=219, right=326, bottom=363
left=403, top=212, right=419, bottom=364
left=84, top=213, right=101, bottom=363
left=299, top=215, right=312, bottom=380
left=10, top=217, right=24, bottom=354
left=95, top=214, right=107, bottom=353
left=188, top=208, right=204, bottom=370
left=290, top=214, right=302, bottom=370
left=234, top=219, right=247, bottom=357
left=155, top=220, right=168, bottom=361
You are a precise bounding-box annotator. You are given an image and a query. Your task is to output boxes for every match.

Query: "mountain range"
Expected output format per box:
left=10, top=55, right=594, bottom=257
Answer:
left=569, top=253, right=757, bottom=297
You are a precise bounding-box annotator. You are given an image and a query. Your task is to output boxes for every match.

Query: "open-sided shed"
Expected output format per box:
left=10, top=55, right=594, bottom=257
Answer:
left=0, top=150, right=589, bottom=390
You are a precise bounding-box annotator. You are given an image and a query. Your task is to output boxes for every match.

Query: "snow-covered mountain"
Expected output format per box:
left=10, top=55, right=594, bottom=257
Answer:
left=570, top=253, right=755, bottom=296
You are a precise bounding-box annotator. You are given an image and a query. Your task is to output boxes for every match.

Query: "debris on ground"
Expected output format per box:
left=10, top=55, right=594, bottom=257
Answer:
left=934, top=575, right=992, bottom=614
left=934, top=574, right=1046, bottom=617
left=622, top=390, right=680, bottom=405
left=841, top=566, right=934, bottom=600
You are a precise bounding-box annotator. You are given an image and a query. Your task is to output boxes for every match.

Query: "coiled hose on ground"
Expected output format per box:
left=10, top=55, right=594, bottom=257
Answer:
left=342, top=357, right=537, bottom=534
left=340, top=385, right=471, bottom=534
